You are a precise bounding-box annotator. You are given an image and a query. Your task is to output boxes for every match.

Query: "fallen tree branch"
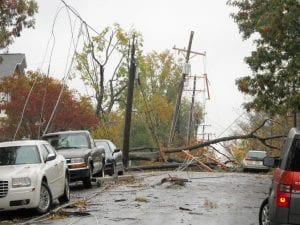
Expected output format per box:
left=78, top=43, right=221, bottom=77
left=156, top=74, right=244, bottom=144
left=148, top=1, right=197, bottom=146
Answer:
left=165, top=119, right=285, bottom=153
left=127, top=162, right=199, bottom=171
left=129, top=147, right=159, bottom=152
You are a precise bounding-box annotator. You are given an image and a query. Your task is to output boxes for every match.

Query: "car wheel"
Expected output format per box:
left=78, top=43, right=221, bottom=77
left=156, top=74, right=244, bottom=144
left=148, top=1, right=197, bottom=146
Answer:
left=118, top=163, right=124, bottom=176
left=58, top=175, right=70, bottom=203
left=36, top=182, right=52, bottom=214
left=83, top=167, right=92, bottom=188
left=100, top=159, right=105, bottom=177
left=112, top=162, right=117, bottom=176
left=259, top=198, right=270, bottom=225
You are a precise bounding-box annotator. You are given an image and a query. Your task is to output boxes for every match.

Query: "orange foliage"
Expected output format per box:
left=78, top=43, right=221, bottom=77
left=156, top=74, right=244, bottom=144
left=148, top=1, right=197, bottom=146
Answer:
left=0, top=71, right=98, bottom=140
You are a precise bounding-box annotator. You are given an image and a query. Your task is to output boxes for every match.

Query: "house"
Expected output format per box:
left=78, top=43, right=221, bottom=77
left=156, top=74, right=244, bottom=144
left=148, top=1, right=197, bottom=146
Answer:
left=0, top=53, right=27, bottom=118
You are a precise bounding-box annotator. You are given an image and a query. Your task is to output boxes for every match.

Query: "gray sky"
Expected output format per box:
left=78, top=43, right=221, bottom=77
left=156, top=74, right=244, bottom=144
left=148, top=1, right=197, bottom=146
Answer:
left=10, top=0, right=255, bottom=138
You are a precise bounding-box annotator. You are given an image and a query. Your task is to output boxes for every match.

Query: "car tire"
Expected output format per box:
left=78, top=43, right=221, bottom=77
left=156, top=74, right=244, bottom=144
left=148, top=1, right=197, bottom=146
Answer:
left=100, top=159, right=105, bottom=177
left=118, top=163, right=124, bottom=176
left=36, top=182, right=52, bottom=214
left=113, top=162, right=118, bottom=176
left=58, top=175, right=70, bottom=203
left=259, top=198, right=270, bottom=225
left=83, top=167, right=92, bottom=188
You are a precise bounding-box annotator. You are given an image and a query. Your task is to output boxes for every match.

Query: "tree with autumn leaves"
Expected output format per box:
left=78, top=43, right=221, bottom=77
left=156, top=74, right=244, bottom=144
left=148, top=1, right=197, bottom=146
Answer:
left=0, top=71, right=98, bottom=141
left=228, top=0, right=300, bottom=126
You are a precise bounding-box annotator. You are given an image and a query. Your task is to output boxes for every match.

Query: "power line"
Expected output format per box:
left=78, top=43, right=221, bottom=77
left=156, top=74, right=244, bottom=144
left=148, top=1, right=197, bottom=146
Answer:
left=60, top=0, right=100, bottom=36
left=14, top=5, right=65, bottom=140
left=43, top=22, right=83, bottom=135
left=13, top=79, right=38, bottom=140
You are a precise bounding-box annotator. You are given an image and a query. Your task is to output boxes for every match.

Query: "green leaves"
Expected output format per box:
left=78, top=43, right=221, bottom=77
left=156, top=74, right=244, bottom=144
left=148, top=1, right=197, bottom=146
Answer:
left=0, top=0, right=38, bottom=49
left=229, top=0, right=300, bottom=118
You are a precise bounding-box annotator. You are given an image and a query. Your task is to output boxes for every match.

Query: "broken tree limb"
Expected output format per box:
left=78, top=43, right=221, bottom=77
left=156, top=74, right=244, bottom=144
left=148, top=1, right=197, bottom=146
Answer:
left=129, top=152, right=159, bottom=161
left=127, top=162, right=199, bottom=171
left=182, top=150, right=213, bottom=172
left=160, top=175, right=189, bottom=186
left=165, top=120, right=285, bottom=153
left=129, top=147, right=159, bottom=152
left=203, top=154, right=227, bottom=169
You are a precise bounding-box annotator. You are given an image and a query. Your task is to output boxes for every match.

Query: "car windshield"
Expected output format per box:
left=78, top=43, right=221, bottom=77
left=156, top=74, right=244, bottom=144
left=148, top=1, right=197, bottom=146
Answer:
left=248, top=151, right=267, bottom=159
left=43, top=133, right=89, bottom=150
left=0, top=145, right=41, bottom=165
left=95, top=141, right=111, bottom=154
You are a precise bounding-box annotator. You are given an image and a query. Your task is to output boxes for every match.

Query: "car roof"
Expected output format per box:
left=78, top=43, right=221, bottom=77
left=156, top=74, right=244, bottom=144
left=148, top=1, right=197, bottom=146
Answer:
left=0, top=140, right=49, bottom=147
left=94, top=139, right=110, bottom=142
left=287, top=127, right=300, bottom=139
left=43, top=130, right=89, bottom=136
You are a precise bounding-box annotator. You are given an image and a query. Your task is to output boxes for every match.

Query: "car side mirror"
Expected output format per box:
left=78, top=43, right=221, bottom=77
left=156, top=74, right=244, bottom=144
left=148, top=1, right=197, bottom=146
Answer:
left=46, top=153, right=56, bottom=162
left=113, top=148, right=121, bottom=154
left=263, top=156, right=280, bottom=168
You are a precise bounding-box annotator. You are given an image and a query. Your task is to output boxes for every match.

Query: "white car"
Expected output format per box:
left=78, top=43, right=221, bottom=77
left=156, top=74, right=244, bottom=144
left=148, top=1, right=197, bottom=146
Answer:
left=0, top=140, right=70, bottom=214
left=242, top=150, right=269, bottom=172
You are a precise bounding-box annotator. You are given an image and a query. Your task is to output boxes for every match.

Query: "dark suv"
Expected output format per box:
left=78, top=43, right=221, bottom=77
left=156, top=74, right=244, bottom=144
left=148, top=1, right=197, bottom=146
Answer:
left=259, top=127, right=300, bottom=225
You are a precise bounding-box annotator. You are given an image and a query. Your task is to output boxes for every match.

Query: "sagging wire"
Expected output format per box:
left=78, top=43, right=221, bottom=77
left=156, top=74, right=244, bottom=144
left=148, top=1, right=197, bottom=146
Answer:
left=43, top=22, right=83, bottom=135
left=14, top=4, right=65, bottom=140
left=13, top=79, right=38, bottom=140
left=38, top=5, right=67, bottom=138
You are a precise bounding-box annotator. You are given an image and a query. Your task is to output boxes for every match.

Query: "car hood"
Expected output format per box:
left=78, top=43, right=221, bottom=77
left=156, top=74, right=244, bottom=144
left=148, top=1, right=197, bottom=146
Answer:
left=0, top=164, right=41, bottom=179
left=56, top=148, right=91, bottom=159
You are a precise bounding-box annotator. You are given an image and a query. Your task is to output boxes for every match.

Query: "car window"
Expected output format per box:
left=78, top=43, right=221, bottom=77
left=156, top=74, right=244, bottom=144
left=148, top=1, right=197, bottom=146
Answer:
left=95, top=141, right=112, bottom=154
left=286, top=138, right=300, bottom=171
left=44, top=133, right=90, bottom=149
left=108, top=141, right=117, bottom=150
left=0, top=145, right=41, bottom=165
left=247, top=151, right=266, bottom=159
left=280, top=137, right=294, bottom=170
left=40, top=144, right=50, bottom=162
left=44, top=144, right=56, bottom=155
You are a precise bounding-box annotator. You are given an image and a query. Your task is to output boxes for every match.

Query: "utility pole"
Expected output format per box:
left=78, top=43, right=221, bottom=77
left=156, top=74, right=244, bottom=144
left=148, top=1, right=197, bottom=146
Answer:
left=123, top=37, right=136, bottom=168
left=169, top=31, right=194, bottom=144
left=187, top=75, right=197, bottom=144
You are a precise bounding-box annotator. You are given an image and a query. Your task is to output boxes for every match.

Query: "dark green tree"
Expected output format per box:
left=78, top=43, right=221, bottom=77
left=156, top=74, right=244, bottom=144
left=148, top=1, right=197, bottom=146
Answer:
left=228, top=0, right=300, bottom=122
left=0, top=0, right=38, bottom=50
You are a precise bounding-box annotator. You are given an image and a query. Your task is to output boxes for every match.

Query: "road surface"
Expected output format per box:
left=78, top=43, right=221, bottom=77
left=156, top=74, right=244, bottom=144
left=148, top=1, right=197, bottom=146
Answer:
left=0, top=171, right=271, bottom=225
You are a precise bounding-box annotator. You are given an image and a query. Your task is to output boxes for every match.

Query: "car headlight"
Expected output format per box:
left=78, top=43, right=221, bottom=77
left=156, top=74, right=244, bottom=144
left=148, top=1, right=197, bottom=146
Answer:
left=12, top=177, right=31, bottom=188
left=69, top=157, right=87, bottom=169
left=70, top=158, right=85, bottom=163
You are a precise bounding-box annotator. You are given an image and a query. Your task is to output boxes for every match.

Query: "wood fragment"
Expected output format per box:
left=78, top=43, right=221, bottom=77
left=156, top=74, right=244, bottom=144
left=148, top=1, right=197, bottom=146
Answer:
left=160, top=175, right=189, bottom=186
left=179, top=207, right=192, bottom=211
left=182, top=150, right=213, bottom=172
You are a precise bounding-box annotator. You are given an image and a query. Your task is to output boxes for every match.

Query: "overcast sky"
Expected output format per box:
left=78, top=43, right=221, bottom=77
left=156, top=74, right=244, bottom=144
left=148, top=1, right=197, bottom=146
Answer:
left=9, top=0, right=255, bottom=138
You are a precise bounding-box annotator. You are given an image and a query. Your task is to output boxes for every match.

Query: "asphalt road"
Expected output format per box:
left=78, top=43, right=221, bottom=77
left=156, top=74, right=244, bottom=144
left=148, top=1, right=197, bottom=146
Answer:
left=0, top=171, right=271, bottom=225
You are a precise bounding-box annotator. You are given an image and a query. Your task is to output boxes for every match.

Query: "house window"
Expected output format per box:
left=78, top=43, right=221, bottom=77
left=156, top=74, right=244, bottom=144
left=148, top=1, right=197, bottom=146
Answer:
left=0, top=92, right=10, bottom=118
left=0, top=92, right=9, bottom=103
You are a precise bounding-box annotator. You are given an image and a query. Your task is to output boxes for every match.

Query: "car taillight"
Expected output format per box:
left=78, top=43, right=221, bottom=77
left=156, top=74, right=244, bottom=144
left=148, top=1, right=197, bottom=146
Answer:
left=276, top=184, right=291, bottom=208
left=245, top=158, right=252, bottom=161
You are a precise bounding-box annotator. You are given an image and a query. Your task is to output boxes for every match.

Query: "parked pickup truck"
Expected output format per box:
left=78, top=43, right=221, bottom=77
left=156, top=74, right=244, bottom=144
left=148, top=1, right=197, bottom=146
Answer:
left=42, top=130, right=105, bottom=188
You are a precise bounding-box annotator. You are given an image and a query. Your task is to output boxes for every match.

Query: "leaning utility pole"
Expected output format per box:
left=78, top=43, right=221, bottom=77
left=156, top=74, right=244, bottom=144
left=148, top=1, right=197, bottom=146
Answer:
left=168, top=31, right=194, bottom=144
left=187, top=75, right=197, bottom=144
left=123, top=37, right=136, bottom=168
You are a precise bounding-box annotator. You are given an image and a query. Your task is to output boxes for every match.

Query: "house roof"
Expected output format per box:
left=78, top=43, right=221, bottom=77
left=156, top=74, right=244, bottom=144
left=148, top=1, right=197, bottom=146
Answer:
left=0, top=53, right=27, bottom=78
